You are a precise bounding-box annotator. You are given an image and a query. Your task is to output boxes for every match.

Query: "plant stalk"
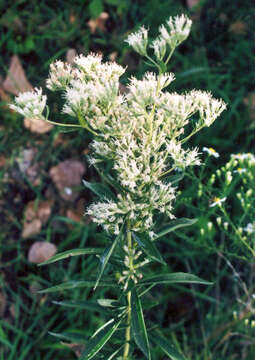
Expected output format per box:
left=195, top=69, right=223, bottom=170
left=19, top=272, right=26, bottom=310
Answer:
left=123, top=227, right=133, bottom=359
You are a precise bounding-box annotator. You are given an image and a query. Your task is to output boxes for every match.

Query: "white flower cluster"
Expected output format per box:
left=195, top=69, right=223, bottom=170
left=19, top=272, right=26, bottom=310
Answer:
left=125, top=26, right=148, bottom=56
left=46, top=60, right=75, bottom=91
left=10, top=15, right=227, bottom=239
left=9, top=88, right=47, bottom=119
left=159, top=14, right=192, bottom=49
left=86, top=181, right=176, bottom=236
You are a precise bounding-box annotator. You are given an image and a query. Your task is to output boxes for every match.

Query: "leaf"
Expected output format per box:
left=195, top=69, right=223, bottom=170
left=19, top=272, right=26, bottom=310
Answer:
left=24, top=117, right=53, bottom=134
left=50, top=159, right=85, bottom=201
left=131, top=286, right=151, bottom=359
left=80, top=317, right=123, bottom=360
left=94, top=232, right=121, bottom=290
left=28, top=242, right=57, bottom=264
left=155, top=218, right=197, bottom=240
left=166, top=173, right=184, bottom=185
left=140, top=273, right=212, bottom=286
left=22, top=199, right=54, bottom=238
left=152, top=334, right=186, bottom=360
left=97, top=299, right=120, bottom=308
left=49, top=331, right=85, bottom=344
left=108, top=345, right=123, bottom=360
left=3, top=55, right=32, bottom=95
left=52, top=300, right=110, bottom=314
left=38, top=248, right=104, bottom=266
left=82, top=179, right=115, bottom=200
left=88, top=0, right=104, bottom=18
left=133, top=233, right=166, bottom=265
left=39, top=279, right=118, bottom=293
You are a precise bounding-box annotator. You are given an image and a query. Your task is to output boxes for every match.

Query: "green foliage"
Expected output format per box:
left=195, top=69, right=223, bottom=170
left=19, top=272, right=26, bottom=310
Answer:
left=2, top=0, right=255, bottom=359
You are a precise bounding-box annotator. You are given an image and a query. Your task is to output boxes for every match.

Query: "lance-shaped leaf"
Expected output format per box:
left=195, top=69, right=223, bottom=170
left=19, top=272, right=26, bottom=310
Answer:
left=39, top=279, right=118, bottom=294
left=38, top=248, right=104, bottom=266
left=94, top=231, right=122, bottom=290
left=131, top=286, right=151, bottom=359
left=49, top=331, right=85, bottom=344
left=140, top=273, right=212, bottom=286
left=82, top=179, right=115, bottom=200
left=133, top=233, right=166, bottom=265
left=97, top=299, right=121, bottom=308
left=80, top=317, right=123, bottom=360
left=165, top=172, right=184, bottom=185
left=154, top=218, right=197, bottom=240
left=52, top=300, right=111, bottom=314
left=152, top=334, right=187, bottom=360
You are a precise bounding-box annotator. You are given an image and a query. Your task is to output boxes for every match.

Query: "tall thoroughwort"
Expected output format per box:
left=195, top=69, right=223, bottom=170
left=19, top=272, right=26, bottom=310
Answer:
left=11, top=15, right=226, bottom=360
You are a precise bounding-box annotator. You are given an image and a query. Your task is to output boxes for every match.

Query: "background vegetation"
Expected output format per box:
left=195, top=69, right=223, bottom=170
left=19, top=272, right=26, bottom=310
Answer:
left=1, top=0, right=255, bottom=359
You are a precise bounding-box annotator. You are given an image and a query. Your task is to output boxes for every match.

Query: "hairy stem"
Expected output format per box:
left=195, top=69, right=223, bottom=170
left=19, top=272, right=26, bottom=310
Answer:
left=123, top=227, right=133, bottom=359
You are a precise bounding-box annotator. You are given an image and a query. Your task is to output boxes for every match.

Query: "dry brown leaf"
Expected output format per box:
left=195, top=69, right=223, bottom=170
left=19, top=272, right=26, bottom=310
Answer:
left=17, top=148, right=42, bottom=185
left=229, top=21, right=247, bottom=35
left=0, top=291, right=7, bottom=317
left=0, top=156, right=6, bottom=168
left=87, top=12, right=109, bottom=34
left=66, top=198, right=85, bottom=223
left=0, top=87, right=11, bottom=103
left=10, top=304, right=16, bottom=319
left=3, top=55, right=32, bottom=95
left=22, top=199, right=54, bottom=238
left=24, top=117, right=53, bottom=134
left=186, top=0, right=201, bottom=8
left=50, top=159, right=85, bottom=201
left=244, top=93, right=255, bottom=120
left=28, top=241, right=57, bottom=263
left=66, top=48, right=77, bottom=64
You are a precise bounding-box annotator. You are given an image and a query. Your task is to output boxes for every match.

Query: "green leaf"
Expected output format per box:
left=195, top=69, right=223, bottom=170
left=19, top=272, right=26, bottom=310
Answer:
left=80, top=317, right=123, bottom=360
left=155, top=218, right=197, bottom=240
left=49, top=331, right=84, bottom=343
left=39, top=279, right=118, bottom=293
left=52, top=300, right=110, bottom=314
left=152, top=334, right=187, bottom=360
left=0, top=324, right=12, bottom=349
left=89, top=0, right=104, bottom=18
left=97, top=299, right=120, bottom=308
left=131, top=286, right=151, bottom=359
left=82, top=179, right=115, bottom=200
left=108, top=345, right=124, bottom=359
left=94, top=232, right=121, bottom=290
left=140, top=272, right=212, bottom=286
left=166, top=173, right=184, bottom=185
left=38, top=248, right=104, bottom=266
left=133, top=233, right=166, bottom=265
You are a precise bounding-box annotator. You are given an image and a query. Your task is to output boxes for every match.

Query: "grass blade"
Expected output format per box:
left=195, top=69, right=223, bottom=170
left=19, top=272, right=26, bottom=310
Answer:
left=140, top=272, right=212, bottom=286
left=80, top=317, right=123, bottom=360
left=155, top=218, right=197, bottom=239
left=133, top=233, right=166, bottom=265
left=152, top=334, right=187, bottom=360
left=131, top=286, right=151, bottom=359
left=39, top=279, right=118, bottom=293
left=38, top=248, right=104, bottom=266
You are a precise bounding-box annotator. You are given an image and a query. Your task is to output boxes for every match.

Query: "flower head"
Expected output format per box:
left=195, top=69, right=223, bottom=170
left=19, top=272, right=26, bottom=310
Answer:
left=125, top=26, right=148, bottom=56
left=244, top=223, right=255, bottom=234
left=210, top=197, right=226, bottom=208
left=9, top=88, right=47, bottom=119
left=159, top=14, right=192, bottom=49
left=203, top=147, right=220, bottom=158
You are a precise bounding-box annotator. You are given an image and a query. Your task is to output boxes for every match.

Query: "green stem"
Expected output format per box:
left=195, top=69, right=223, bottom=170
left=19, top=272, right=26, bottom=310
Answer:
left=123, top=227, right=133, bottom=359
